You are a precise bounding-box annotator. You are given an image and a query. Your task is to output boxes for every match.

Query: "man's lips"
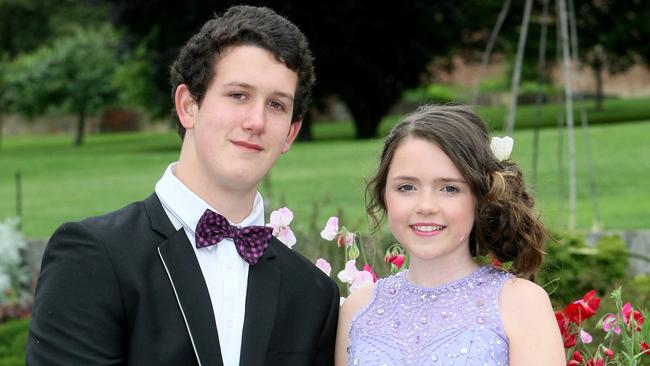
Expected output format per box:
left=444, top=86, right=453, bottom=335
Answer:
left=231, top=140, right=263, bottom=151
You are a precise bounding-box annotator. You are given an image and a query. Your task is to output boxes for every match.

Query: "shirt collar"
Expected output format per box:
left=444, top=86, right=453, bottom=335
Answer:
left=154, top=162, right=265, bottom=236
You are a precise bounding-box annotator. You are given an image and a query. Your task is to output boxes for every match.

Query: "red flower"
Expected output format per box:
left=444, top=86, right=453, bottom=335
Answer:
left=564, top=290, right=600, bottom=324
left=621, top=302, right=645, bottom=331
left=568, top=350, right=584, bottom=365
left=603, top=346, right=614, bottom=359
left=362, top=264, right=377, bottom=283
left=385, top=254, right=406, bottom=270
left=586, top=358, right=604, bottom=366
left=555, top=311, right=577, bottom=348
left=641, top=341, right=649, bottom=356
left=490, top=255, right=502, bottom=268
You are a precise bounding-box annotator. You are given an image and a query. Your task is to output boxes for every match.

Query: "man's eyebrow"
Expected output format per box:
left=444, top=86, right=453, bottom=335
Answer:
left=223, top=81, right=294, bottom=102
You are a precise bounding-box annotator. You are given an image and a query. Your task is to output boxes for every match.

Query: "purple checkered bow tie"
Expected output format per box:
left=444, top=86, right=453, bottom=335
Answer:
left=195, top=209, right=273, bottom=265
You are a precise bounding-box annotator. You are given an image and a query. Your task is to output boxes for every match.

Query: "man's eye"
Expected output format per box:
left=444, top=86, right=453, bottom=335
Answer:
left=269, top=100, right=285, bottom=111
left=231, top=93, right=247, bottom=100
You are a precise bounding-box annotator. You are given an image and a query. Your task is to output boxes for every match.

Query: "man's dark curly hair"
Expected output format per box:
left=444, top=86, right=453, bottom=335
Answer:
left=170, top=5, right=315, bottom=139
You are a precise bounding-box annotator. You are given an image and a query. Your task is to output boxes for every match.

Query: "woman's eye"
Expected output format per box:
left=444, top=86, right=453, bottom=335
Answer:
left=397, top=184, right=415, bottom=192
left=441, top=185, right=460, bottom=194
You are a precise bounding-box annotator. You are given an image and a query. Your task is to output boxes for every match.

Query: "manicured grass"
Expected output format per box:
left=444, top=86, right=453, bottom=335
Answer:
left=1, top=119, right=648, bottom=239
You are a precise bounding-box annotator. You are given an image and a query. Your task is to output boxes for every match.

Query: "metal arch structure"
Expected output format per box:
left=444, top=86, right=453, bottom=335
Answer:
left=472, top=0, right=600, bottom=233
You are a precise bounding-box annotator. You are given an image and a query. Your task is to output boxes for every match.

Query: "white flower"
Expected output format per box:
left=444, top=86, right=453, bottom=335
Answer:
left=267, top=207, right=296, bottom=248
left=320, top=217, right=339, bottom=241
left=490, top=136, right=514, bottom=162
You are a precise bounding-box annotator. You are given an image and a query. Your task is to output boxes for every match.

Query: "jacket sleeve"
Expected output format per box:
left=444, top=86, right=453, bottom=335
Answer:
left=26, top=221, right=125, bottom=365
left=314, top=279, right=340, bottom=366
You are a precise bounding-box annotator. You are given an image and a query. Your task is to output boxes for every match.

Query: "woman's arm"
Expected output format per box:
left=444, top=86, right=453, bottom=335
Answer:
left=500, top=278, right=566, bottom=366
left=334, top=285, right=374, bottom=366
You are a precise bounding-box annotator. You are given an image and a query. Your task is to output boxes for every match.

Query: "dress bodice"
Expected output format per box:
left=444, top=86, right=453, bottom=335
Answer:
left=348, top=266, right=512, bottom=365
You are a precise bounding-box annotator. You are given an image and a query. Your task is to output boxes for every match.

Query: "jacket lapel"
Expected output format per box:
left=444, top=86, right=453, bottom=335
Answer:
left=145, top=194, right=224, bottom=366
left=239, top=240, right=281, bottom=366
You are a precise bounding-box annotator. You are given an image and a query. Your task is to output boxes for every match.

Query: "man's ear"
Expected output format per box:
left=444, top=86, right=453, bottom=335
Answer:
left=174, top=84, right=198, bottom=129
left=281, top=120, right=302, bottom=153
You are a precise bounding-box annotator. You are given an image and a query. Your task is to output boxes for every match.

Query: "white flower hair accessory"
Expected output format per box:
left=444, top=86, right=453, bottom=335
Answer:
left=490, top=136, right=514, bottom=162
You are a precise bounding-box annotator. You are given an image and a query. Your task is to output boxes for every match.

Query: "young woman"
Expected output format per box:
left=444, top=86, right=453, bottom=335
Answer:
left=335, top=104, right=564, bottom=365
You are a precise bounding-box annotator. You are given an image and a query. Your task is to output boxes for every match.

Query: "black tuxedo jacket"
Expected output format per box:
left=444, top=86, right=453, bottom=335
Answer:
left=26, top=194, right=340, bottom=365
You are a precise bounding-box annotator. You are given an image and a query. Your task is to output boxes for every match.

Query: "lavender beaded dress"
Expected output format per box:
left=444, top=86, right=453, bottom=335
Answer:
left=348, top=266, right=512, bottom=365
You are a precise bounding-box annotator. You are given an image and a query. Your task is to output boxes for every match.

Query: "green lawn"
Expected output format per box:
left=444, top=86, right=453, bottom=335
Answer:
left=0, top=118, right=649, bottom=239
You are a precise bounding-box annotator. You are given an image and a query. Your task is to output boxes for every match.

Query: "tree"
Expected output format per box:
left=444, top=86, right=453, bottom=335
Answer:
left=4, top=26, right=120, bottom=146
left=108, top=0, right=501, bottom=139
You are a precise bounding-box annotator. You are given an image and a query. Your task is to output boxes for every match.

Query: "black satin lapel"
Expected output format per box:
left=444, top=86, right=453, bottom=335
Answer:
left=239, top=251, right=281, bottom=366
left=143, top=193, right=177, bottom=237
left=157, top=229, right=224, bottom=366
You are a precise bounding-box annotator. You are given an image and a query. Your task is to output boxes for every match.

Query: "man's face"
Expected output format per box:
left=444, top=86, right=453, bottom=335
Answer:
left=177, top=45, right=301, bottom=195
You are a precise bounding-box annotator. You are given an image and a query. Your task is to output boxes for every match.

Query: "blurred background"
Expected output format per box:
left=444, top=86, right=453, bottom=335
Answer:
left=0, top=0, right=649, bottom=363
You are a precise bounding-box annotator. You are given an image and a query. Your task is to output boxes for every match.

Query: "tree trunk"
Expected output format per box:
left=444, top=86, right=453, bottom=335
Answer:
left=75, top=102, right=86, bottom=146
left=296, top=110, right=313, bottom=142
left=348, top=104, right=384, bottom=139
left=352, top=113, right=381, bottom=139
left=594, top=63, right=604, bottom=111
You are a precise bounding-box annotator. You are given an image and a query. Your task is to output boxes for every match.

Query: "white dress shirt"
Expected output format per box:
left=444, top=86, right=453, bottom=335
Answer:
left=155, top=162, right=265, bottom=366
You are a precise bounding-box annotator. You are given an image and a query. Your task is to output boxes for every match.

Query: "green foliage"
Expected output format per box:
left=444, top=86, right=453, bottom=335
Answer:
left=4, top=25, right=120, bottom=117
left=538, top=233, right=629, bottom=305
left=0, top=317, right=29, bottom=366
left=402, top=84, right=459, bottom=104
left=111, top=30, right=158, bottom=110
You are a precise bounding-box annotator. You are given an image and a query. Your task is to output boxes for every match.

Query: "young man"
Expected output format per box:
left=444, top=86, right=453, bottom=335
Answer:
left=26, top=6, right=339, bottom=365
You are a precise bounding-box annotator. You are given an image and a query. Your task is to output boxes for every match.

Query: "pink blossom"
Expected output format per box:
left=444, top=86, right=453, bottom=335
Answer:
left=320, top=217, right=339, bottom=241
left=580, top=329, right=592, bottom=344
left=337, top=260, right=359, bottom=284
left=268, top=207, right=296, bottom=248
left=350, top=271, right=374, bottom=292
left=315, top=258, right=332, bottom=276
left=362, top=264, right=377, bottom=282
left=603, top=314, right=621, bottom=335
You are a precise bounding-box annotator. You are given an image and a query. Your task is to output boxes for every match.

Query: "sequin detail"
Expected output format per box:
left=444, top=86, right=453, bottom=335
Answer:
left=348, top=266, right=511, bottom=365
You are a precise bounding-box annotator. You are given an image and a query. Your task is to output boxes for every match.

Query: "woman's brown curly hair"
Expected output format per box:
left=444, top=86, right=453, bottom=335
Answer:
left=366, top=104, right=547, bottom=279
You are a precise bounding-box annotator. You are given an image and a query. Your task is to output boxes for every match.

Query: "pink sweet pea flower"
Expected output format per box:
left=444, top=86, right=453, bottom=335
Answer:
left=315, top=258, right=332, bottom=276
left=320, top=217, right=339, bottom=241
left=268, top=207, right=296, bottom=248
left=337, top=260, right=359, bottom=284
left=350, top=271, right=374, bottom=292
left=362, top=264, right=377, bottom=282
left=580, top=329, right=592, bottom=344
left=603, top=314, right=621, bottom=335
